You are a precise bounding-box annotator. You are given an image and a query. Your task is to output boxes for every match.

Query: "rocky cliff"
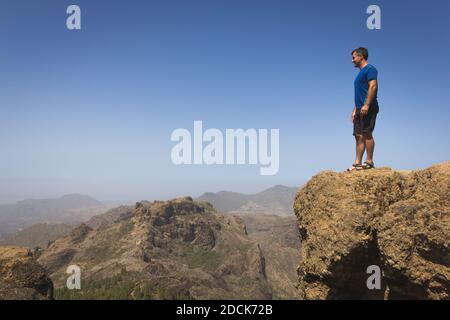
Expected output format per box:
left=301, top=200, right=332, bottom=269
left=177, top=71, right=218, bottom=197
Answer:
left=0, top=247, right=53, bottom=300
left=294, top=161, right=450, bottom=299
left=38, top=197, right=271, bottom=299
left=238, top=213, right=301, bottom=299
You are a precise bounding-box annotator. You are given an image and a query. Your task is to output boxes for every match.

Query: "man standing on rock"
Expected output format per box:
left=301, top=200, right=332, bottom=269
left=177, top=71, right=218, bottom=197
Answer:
left=347, top=47, right=379, bottom=172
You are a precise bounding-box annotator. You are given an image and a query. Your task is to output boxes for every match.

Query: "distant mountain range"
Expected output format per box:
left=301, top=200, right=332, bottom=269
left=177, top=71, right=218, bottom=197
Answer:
left=0, top=223, right=74, bottom=249
left=0, top=194, right=111, bottom=240
left=197, top=185, right=298, bottom=216
left=0, top=186, right=303, bottom=299
left=0, top=185, right=299, bottom=248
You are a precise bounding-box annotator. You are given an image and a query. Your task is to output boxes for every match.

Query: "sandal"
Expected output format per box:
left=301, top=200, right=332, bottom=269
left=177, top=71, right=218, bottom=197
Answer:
left=360, top=161, right=375, bottom=170
left=346, top=164, right=362, bottom=172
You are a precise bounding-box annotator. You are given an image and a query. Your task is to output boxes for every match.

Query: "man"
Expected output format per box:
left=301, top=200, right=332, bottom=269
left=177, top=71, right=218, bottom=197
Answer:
left=347, top=47, right=379, bottom=171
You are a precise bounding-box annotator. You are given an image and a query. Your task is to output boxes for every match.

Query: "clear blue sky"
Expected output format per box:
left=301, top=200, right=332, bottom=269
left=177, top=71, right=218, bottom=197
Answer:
left=1, top=0, right=449, bottom=202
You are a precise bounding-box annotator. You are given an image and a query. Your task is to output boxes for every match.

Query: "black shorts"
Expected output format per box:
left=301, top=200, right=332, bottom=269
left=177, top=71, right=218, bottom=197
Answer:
left=353, top=101, right=379, bottom=136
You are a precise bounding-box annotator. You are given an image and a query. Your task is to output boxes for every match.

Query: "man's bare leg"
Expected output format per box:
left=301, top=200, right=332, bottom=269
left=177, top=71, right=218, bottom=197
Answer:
left=354, top=134, right=365, bottom=165
left=364, top=132, right=375, bottom=164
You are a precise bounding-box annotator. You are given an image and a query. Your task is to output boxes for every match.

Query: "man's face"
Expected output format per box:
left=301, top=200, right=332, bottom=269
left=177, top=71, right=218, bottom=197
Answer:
left=352, top=52, right=364, bottom=68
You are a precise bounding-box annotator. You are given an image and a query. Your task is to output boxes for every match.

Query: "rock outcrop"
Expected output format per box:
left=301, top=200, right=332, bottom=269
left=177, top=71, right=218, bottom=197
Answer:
left=0, top=247, right=53, bottom=300
left=294, top=161, right=450, bottom=299
left=39, top=197, right=271, bottom=300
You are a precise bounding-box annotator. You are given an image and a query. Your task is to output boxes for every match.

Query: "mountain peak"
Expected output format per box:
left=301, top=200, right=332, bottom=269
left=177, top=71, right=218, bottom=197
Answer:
left=17, top=194, right=102, bottom=206
left=134, top=196, right=214, bottom=219
left=197, top=185, right=298, bottom=216
left=38, top=197, right=271, bottom=299
left=264, top=184, right=292, bottom=191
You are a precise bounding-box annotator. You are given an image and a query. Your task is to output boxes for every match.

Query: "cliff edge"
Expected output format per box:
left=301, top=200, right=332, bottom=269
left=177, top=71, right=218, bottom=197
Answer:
left=294, top=161, right=449, bottom=299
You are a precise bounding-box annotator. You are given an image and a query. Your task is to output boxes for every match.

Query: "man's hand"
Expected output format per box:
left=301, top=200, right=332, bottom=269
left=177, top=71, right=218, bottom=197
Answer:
left=360, top=104, right=370, bottom=116
left=351, top=107, right=357, bottom=122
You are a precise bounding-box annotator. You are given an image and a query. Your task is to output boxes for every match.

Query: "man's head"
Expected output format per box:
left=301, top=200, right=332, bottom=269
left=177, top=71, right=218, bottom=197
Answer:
left=352, top=47, right=369, bottom=68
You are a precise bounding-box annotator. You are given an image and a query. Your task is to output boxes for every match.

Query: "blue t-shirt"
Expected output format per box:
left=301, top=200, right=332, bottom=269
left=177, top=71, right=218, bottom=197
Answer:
left=354, top=64, right=378, bottom=109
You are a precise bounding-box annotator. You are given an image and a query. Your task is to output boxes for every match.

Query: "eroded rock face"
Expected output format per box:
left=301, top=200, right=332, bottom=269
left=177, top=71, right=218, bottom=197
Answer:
left=294, top=162, right=450, bottom=299
left=0, top=247, right=53, bottom=300
left=39, top=197, right=271, bottom=300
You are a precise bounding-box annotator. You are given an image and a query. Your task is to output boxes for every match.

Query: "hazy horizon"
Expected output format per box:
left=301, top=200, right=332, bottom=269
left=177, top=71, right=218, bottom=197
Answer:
left=0, top=178, right=302, bottom=205
left=0, top=159, right=446, bottom=204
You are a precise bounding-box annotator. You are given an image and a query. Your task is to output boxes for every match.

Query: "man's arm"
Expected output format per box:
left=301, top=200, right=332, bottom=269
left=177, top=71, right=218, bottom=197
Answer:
left=361, top=79, right=378, bottom=116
